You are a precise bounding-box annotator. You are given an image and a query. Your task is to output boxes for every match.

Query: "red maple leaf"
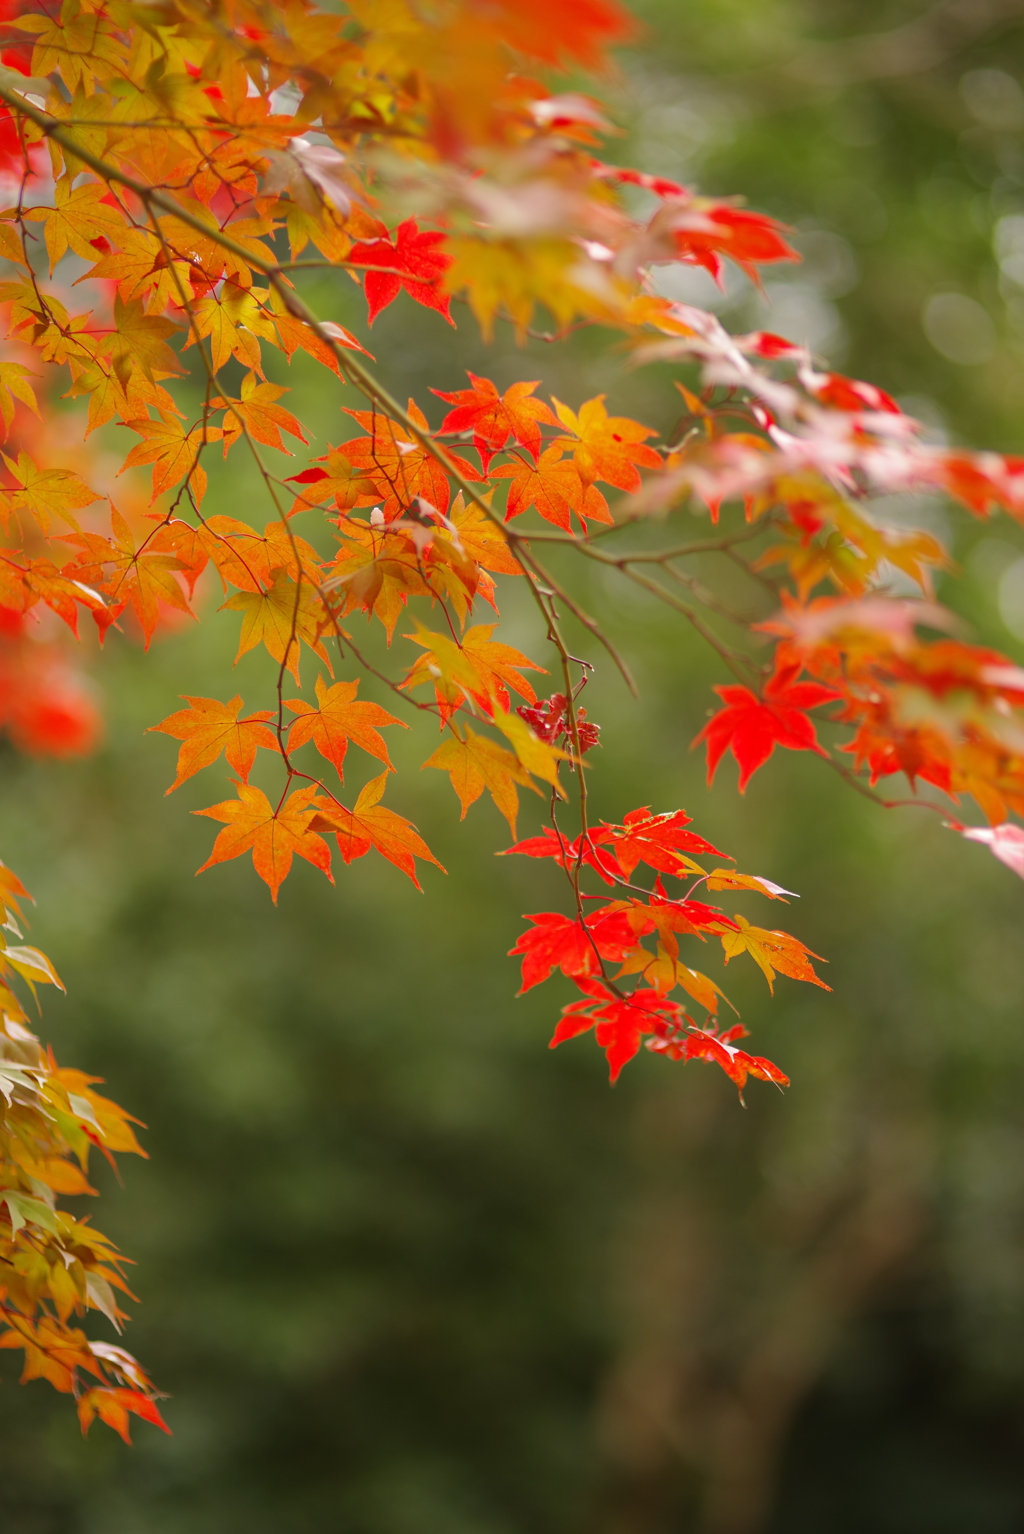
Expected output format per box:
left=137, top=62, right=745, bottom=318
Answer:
left=649, top=1022, right=790, bottom=1098
left=508, top=908, right=639, bottom=993
left=346, top=220, right=453, bottom=326
left=432, top=374, right=557, bottom=470
left=813, top=372, right=902, bottom=415
left=605, top=807, right=730, bottom=877
left=552, top=985, right=687, bottom=1082
left=501, top=824, right=621, bottom=884
left=487, top=0, right=634, bottom=68
left=673, top=204, right=799, bottom=285
left=694, top=664, right=841, bottom=790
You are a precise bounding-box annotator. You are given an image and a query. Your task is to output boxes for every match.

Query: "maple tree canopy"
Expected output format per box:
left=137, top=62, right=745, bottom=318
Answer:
left=0, top=0, right=1019, bottom=1442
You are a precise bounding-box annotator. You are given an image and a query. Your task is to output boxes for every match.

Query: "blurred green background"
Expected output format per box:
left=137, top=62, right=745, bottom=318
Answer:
left=5, top=2, right=1024, bottom=1530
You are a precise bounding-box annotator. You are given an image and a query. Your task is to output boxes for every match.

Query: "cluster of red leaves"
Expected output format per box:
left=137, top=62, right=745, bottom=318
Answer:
left=758, top=603, right=1024, bottom=826
left=517, top=693, right=601, bottom=754
left=505, top=808, right=826, bottom=1087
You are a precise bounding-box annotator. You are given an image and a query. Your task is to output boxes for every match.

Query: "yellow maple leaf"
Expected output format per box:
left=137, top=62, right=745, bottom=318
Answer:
left=24, top=177, right=129, bottom=272
left=423, top=725, right=536, bottom=835
left=223, top=567, right=331, bottom=683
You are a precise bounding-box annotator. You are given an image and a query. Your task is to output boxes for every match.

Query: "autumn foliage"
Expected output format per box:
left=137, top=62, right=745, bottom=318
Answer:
left=0, top=0, right=1020, bottom=1441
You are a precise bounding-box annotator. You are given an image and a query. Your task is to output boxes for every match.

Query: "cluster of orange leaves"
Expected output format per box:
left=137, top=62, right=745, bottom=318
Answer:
left=0, top=0, right=1022, bottom=1440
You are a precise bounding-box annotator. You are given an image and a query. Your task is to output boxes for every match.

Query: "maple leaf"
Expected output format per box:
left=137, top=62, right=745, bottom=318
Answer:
left=501, top=824, right=622, bottom=885
left=285, top=675, right=407, bottom=780
left=3, top=452, right=99, bottom=534
left=149, top=695, right=280, bottom=793
left=287, top=456, right=380, bottom=517
left=638, top=196, right=798, bottom=289
left=120, top=414, right=221, bottom=503
left=0, top=363, right=37, bottom=435
left=719, top=915, right=830, bottom=993
left=82, top=225, right=171, bottom=304
left=432, top=374, right=556, bottom=470
left=215, top=372, right=308, bottom=454
left=198, top=515, right=321, bottom=594
left=0, top=554, right=106, bottom=636
left=694, top=664, right=842, bottom=791
left=490, top=706, right=569, bottom=791
left=64, top=508, right=191, bottom=645
left=704, top=869, right=797, bottom=900
left=347, top=220, right=454, bottom=325
left=195, top=782, right=333, bottom=903
left=66, top=362, right=153, bottom=439
left=402, top=623, right=544, bottom=718
left=667, top=202, right=799, bottom=285
left=0, top=1315, right=86, bottom=1394
left=470, top=0, right=633, bottom=66
left=23, top=178, right=129, bottom=272
left=552, top=986, right=687, bottom=1083
left=188, top=295, right=251, bottom=376
left=509, top=908, right=640, bottom=993
left=310, top=773, right=444, bottom=889
left=443, top=491, right=522, bottom=575
left=668, top=964, right=729, bottom=1014
left=651, top=1024, right=790, bottom=1099
left=423, top=726, right=536, bottom=835
left=335, top=401, right=482, bottom=521
left=224, top=567, right=331, bottom=683
left=606, top=808, right=730, bottom=878
left=148, top=519, right=209, bottom=596
left=55, top=1068, right=146, bottom=1155
left=551, top=395, right=662, bottom=491
left=0, top=221, right=28, bottom=271
left=107, top=295, right=184, bottom=384
left=491, top=443, right=611, bottom=530
left=77, top=1387, right=170, bottom=1445
left=324, top=545, right=430, bottom=642
left=13, top=6, right=128, bottom=92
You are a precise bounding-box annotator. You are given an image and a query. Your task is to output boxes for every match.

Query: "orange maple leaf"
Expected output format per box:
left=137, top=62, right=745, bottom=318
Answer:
left=149, top=694, right=280, bottom=792
left=402, top=622, right=544, bottom=718
left=64, top=508, right=192, bottom=645
left=490, top=443, right=611, bottom=530
left=215, top=371, right=308, bottom=454
left=77, top=1386, right=171, bottom=1445
left=195, top=782, right=333, bottom=902
left=442, top=491, right=523, bottom=575
left=3, top=451, right=99, bottom=535
left=0, top=555, right=106, bottom=635
left=321, top=520, right=432, bottom=642
left=197, top=515, right=321, bottom=594
left=551, top=395, right=662, bottom=491
left=311, top=773, right=444, bottom=888
left=273, top=313, right=371, bottom=375
left=223, top=567, right=331, bottom=682
left=336, top=400, right=482, bottom=520
left=120, top=414, right=221, bottom=502
left=285, top=675, right=407, bottom=779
